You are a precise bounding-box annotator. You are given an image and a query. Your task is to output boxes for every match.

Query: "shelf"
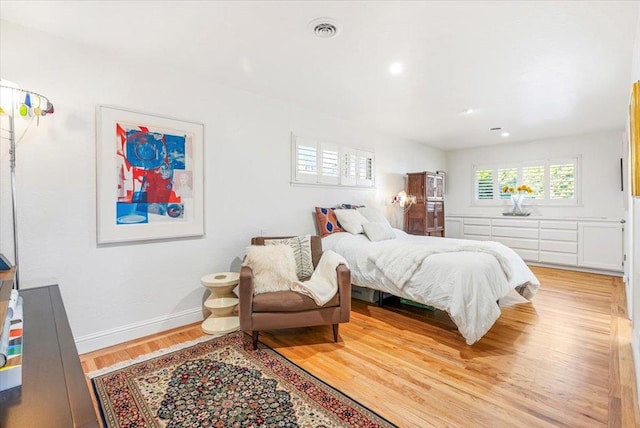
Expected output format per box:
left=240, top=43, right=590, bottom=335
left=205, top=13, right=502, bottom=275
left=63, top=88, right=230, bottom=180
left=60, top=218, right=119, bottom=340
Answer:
left=204, top=297, right=238, bottom=310
left=201, top=316, right=239, bottom=334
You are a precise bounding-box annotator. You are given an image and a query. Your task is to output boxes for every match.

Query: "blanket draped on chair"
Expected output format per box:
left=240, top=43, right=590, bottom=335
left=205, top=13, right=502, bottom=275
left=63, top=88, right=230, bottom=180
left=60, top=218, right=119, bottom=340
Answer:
left=291, top=250, right=348, bottom=306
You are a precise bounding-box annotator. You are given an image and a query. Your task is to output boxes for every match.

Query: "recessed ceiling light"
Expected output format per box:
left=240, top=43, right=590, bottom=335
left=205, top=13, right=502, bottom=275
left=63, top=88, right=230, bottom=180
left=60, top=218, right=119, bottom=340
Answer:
left=462, top=109, right=474, bottom=115
left=389, top=62, right=404, bottom=74
left=501, top=132, right=510, bottom=137
left=309, top=17, right=341, bottom=38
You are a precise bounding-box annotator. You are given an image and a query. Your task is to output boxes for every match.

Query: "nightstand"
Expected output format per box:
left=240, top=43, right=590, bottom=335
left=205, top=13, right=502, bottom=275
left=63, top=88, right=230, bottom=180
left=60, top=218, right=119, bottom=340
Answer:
left=200, top=272, right=240, bottom=334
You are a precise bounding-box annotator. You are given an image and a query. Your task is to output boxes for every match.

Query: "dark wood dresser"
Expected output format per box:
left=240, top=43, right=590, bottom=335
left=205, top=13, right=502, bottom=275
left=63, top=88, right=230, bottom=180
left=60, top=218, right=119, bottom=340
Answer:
left=0, top=281, right=99, bottom=427
left=403, top=171, right=446, bottom=237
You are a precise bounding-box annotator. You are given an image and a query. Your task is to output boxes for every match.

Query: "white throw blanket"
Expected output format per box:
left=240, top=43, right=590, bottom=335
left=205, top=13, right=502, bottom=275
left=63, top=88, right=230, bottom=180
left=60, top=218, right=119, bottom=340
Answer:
left=321, top=230, right=540, bottom=345
left=369, top=240, right=513, bottom=290
left=291, top=250, right=348, bottom=306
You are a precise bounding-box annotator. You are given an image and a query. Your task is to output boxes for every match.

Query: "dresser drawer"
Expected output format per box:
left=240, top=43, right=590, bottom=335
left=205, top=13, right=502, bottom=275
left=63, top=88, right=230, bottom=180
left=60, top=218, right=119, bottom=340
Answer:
left=539, top=229, right=577, bottom=242
left=539, top=251, right=578, bottom=266
left=491, top=236, right=539, bottom=250
left=464, top=218, right=491, bottom=226
left=491, top=226, right=538, bottom=239
left=463, top=225, right=491, bottom=236
left=539, top=221, right=577, bottom=230
left=540, top=240, right=577, bottom=254
left=492, top=219, right=539, bottom=228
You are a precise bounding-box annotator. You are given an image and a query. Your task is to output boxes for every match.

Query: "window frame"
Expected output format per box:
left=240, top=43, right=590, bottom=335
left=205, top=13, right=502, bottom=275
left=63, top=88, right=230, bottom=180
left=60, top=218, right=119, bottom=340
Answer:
left=471, top=156, right=581, bottom=206
left=291, top=133, right=376, bottom=188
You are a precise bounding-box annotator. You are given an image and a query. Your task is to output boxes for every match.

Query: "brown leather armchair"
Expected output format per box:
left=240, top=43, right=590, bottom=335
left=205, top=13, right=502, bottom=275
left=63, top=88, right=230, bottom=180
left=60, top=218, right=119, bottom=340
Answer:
left=239, top=236, right=351, bottom=350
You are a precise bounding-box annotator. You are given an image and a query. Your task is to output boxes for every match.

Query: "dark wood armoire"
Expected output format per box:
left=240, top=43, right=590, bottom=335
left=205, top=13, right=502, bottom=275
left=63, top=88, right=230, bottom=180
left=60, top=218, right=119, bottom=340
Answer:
left=403, top=171, right=445, bottom=237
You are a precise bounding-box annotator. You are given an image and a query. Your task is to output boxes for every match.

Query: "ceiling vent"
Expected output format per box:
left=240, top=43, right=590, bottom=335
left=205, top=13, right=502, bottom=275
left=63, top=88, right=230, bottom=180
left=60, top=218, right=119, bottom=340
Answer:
left=309, top=17, right=341, bottom=39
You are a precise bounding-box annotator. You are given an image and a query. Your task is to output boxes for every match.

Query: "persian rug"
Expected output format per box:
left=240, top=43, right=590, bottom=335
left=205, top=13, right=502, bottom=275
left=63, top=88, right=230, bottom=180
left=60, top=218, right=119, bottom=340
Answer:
left=89, top=332, right=396, bottom=427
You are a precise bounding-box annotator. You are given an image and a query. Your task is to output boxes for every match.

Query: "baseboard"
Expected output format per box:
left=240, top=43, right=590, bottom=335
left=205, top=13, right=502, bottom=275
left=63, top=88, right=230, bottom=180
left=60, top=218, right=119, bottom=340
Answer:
left=75, top=307, right=203, bottom=354
left=526, top=262, right=623, bottom=277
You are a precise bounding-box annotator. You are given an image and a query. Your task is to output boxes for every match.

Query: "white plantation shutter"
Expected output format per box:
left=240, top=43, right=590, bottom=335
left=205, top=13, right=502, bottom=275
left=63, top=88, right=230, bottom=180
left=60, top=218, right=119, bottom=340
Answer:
left=475, top=169, right=494, bottom=200
left=471, top=157, right=579, bottom=205
left=356, top=150, right=374, bottom=187
left=522, top=165, right=545, bottom=199
left=294, top=136, right=318, bottom=183
left=497, top=168, right=517, bottom=199
left=549, top=162, right=576, bottom=200
left=341, top=148, right=357, bottom=186
left=319, top=143, right=340, bottom=184
left=291, top=133, right=375, bottom=187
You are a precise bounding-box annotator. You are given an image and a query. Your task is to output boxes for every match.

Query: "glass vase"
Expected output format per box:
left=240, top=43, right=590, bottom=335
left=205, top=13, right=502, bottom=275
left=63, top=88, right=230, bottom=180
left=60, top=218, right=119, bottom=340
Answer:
left=511, top=193, right=525, bottom=215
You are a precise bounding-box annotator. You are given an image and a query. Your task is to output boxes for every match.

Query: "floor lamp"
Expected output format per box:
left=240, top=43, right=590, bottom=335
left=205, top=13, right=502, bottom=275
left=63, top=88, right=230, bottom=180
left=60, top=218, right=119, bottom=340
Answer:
left=0, top=80, right=54, bottom=289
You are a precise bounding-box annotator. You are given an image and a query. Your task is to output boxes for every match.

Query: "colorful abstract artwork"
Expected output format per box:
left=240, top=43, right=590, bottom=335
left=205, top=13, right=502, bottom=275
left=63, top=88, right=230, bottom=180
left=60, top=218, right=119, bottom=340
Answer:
left=97, top=107, right=204, bottom=244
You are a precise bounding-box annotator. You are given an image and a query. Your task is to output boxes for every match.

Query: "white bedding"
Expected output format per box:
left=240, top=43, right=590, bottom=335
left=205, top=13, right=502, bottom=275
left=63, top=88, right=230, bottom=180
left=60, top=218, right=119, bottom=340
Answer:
left=322, top=229, right=540, bottom=345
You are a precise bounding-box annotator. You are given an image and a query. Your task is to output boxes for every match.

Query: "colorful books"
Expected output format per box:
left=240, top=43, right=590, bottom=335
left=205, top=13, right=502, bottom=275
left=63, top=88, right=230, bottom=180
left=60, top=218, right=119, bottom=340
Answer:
left=0, top=295, right=23, bottom=391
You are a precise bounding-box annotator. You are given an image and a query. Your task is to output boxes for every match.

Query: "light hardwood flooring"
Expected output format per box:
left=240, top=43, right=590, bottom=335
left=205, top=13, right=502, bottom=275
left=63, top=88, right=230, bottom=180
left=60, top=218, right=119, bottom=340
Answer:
left=80, top=266, right=640, bottom=427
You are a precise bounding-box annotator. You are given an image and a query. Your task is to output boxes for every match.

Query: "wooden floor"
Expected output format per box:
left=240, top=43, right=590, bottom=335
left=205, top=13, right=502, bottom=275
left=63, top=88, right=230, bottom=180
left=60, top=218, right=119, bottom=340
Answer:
left=81, top=266, right=640, bottom=427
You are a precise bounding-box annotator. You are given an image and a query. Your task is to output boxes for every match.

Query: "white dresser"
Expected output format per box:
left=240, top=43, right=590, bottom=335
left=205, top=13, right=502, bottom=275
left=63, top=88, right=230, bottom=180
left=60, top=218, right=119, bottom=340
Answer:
left=445, top=215, right=623, bottom=274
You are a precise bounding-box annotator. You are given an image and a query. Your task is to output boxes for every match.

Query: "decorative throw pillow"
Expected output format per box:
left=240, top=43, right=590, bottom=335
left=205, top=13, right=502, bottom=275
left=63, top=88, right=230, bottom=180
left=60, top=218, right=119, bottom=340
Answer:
left=334, top=209, right=369, bottom=234
left=336, top=203, right=365, bottom=209
left=357, top=206, right=392, bottom=227
left=264, top=235, right=314, bottom=279
left=243, top=245, right=297, bottom=295
left=314, top=207, right=345, bottom=237
left=362, top=222, right=396, bottom=242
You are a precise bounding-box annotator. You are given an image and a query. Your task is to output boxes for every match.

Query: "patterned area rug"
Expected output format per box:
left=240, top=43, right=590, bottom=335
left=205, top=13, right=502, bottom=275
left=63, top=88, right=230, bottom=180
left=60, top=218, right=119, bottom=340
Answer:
left=89, top=332, right=396, bottom=427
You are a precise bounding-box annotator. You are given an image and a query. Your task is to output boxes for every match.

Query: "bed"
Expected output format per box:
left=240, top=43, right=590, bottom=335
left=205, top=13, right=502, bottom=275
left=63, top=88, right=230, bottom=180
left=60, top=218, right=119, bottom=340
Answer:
left=321, top=227, right=540, bottom=345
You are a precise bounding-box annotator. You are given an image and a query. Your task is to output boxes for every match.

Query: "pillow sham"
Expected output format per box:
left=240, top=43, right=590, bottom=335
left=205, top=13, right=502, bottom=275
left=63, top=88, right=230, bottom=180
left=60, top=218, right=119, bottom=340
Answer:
left=334, top=209, right=369, bottom=234
left=336, top=203, right=365, bottom=209
left=357, top=206, right=392, bottom=227
left=264, top=235, right=313, bottom=279
left=314, top=207, right=345, bottom=237
left=362, top=221, right=396, bottom=242
left=243, top=244, right=297, bottom=294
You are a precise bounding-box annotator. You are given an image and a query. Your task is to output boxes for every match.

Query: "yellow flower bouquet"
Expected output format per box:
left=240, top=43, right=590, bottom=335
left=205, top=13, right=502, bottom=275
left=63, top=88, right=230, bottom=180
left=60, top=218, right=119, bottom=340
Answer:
left=501, top=184, right=533, bottom=194
left=502, top=184, right=531, bottom=215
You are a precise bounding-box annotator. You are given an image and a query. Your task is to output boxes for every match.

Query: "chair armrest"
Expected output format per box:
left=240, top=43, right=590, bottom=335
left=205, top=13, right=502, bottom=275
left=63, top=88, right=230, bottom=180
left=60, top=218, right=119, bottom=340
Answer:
left=336, top=263, right=351, bottom=321
left=239, top=266, right=255, bottom=331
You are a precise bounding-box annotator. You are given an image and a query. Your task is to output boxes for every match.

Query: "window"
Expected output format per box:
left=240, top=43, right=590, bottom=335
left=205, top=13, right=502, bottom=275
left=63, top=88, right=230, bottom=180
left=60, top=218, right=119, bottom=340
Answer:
left=292, top=134, right=375, bottom=187
left=522, top=165, right=545, bottom=199
left=475, top=169, right=494, bottom=200
left=357, top=150, right=374, bottom=186
left=472, top=157, right=580, bottom=205
left=294, top=137, right=317, bottom=183
left=341, top=149, right=357, bottom=186
left=549, top=162, right=575, bottom=199
left=497, top=168, right=517, bottom=199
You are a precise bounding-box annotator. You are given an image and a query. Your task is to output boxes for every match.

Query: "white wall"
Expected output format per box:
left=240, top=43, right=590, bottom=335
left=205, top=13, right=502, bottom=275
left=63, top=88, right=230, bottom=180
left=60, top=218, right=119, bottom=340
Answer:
left=0, top=21, right=445, bottom=352
left=630, top=6, right=640, bottom=411
left=445, top=131, right=625, bottom=219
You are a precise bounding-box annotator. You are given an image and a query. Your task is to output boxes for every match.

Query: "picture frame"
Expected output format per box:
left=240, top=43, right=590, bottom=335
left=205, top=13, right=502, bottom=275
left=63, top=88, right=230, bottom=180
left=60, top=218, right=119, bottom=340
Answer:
left=631, top=81, right=640, bottom=196
left=96, top=106, right=205, bottom=244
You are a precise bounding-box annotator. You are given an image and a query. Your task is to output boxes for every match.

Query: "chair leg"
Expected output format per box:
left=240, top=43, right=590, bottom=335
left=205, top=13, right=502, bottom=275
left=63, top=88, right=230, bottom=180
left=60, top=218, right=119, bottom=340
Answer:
left=252, top=331, right=259, bottom=350
left=332, top=324, right=339, bottom=342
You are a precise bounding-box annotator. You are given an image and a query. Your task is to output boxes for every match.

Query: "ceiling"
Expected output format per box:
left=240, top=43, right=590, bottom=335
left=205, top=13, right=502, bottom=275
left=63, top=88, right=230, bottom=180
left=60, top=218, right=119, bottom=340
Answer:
left=1, top=1, right=638, bottom=150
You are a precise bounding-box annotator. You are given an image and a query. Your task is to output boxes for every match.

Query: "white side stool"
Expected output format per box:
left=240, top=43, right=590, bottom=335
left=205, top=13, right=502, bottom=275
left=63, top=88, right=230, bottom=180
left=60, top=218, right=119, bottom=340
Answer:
left=201, top=272, right=240, bottom=334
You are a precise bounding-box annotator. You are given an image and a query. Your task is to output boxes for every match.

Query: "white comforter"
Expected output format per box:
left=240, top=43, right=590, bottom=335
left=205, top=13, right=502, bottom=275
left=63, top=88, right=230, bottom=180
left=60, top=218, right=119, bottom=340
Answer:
left=322, top=229, right=539, bottom=345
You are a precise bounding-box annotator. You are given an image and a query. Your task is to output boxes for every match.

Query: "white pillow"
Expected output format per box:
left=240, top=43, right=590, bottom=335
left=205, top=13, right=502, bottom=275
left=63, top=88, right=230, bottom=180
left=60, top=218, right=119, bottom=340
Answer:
left=243, top=245, right=297, bottom=294
left=362, top=222, right=396, bottom=242
left=357, top=207, right=391, bottom=227
left=334, top=209, right=369, bottom=234
left=264, top=235, right=313, bottom=279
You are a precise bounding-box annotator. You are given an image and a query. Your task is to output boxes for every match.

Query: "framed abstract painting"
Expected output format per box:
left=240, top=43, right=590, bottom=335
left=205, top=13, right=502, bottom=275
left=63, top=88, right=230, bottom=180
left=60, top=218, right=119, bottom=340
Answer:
left=96, top=106, right=204, bottom=244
